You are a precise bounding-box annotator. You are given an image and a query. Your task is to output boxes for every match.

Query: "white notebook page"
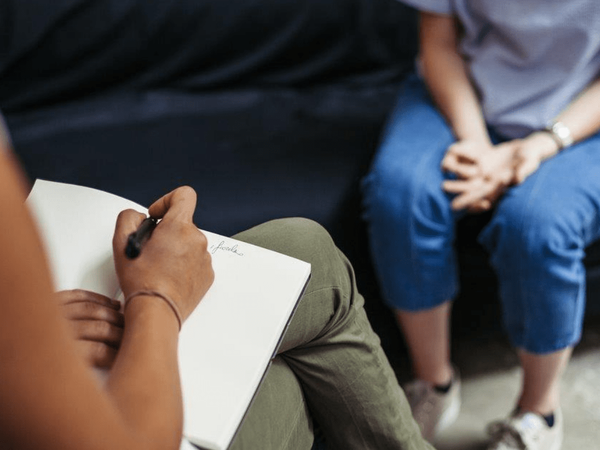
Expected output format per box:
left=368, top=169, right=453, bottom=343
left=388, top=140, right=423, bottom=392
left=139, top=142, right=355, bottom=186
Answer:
left=26, top=180, right=311, bottom=450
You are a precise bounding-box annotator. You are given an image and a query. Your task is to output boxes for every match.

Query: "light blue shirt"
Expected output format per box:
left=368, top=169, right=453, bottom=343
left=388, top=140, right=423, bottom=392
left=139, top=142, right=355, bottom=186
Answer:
left=400, top=0, right=600, bottom=138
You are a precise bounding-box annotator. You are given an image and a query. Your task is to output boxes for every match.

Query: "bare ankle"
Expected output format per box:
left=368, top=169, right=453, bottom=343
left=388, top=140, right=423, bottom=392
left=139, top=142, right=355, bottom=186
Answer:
left=415, top=364, right=454, bottom=387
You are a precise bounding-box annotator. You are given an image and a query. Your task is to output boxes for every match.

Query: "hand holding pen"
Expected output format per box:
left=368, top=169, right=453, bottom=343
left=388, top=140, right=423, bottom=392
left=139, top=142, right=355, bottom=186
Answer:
left=125, top=217, right=158, bottom=259
left=112, top=187, right=214, bottom=327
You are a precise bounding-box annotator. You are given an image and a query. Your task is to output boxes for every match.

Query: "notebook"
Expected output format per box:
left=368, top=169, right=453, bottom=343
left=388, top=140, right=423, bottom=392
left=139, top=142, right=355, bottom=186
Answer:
left=26, top=180, right=312, bottom=450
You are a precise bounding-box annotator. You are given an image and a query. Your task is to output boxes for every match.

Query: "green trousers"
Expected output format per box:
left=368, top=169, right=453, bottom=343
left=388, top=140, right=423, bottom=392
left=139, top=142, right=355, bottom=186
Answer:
left=226, top=218, right=434, bottom=450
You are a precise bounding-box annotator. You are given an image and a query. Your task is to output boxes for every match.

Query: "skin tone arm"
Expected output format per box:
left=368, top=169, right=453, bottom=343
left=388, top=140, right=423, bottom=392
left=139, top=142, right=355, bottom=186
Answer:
left=419, top=11, right=516, bottom=212
left=513, top=77, right=600, bottom=183
left=419, top=12, right=490, bottom=145
left=559, top=78, right=600, bottom=140
left=424, top=10, right=600, bottom=206
left=0, top=148, right=214, bottom=450
left=451, top=77, right=600, bottom=191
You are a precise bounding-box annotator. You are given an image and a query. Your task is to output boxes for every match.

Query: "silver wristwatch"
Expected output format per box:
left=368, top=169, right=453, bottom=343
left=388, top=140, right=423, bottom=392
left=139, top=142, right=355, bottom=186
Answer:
left=545, top=121, right=574, bottom=150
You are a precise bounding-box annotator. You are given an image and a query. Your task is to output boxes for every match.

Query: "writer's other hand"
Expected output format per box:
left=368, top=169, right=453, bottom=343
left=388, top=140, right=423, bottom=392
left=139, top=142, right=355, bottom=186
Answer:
left=56, top=289, right=124, bottom=369
left=113, top=186, right=214, bottom=325
left=442, top=139, right=516, bottom=212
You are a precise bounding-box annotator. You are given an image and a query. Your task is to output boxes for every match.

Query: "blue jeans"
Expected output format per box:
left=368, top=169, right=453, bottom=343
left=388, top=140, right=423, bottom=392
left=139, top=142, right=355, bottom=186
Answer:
left=362, top=75, right=600, bottom=354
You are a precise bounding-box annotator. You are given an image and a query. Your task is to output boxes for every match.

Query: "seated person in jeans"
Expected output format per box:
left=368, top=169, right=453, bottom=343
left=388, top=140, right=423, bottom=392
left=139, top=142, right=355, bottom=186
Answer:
left=362, top=1, right=600, bottom=449
left=0, top=121, right=433, bottom=450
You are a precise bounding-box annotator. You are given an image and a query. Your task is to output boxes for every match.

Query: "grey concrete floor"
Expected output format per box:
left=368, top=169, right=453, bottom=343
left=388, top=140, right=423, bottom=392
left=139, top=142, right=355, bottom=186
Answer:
left=430, top=321, right=600, bottom=450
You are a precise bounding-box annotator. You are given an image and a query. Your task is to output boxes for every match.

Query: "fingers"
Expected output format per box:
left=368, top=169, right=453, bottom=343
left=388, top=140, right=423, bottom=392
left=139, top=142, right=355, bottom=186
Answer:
left=78, top=341, right=118, bottom=370
left=442, top=155, right=480, bottom=178
left=113, top=209, right=147, bottom=253
left=70, top=319, right=124, bottom=348
left=451, top=191, right=487, bottom=211
left=57, top=290, right=125, bottom=350
left=514, top=158, right=540, bottom=184
left=71, top=319, right=123, bottom=348
left=443, top=178, right=496, bottom=211
left=467, top=199, right=492, bottom=213
left=56, top=289, right=121, bottom=310
left=441, top=142, right=483, bottom=181
left=114, top=186, right=211, bottom=324
left=61, top=300, right=124, bottom=327
left=148, top=186, right=197, bottom=223
left=445, top=141, right=480, bottom=164
left=442, top=178, right=474, bottom=194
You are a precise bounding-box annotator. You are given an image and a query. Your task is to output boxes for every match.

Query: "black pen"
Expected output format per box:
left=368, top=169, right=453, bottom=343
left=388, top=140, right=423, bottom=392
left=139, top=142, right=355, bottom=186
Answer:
left=125, top=217, right=158, bottom=259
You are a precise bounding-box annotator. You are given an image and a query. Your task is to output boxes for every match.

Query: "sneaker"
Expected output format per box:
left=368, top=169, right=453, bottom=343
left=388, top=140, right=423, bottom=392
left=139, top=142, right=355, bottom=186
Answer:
left=486, top=409, right=563, bottom=450
left=403, top=370, right=461, bottom=442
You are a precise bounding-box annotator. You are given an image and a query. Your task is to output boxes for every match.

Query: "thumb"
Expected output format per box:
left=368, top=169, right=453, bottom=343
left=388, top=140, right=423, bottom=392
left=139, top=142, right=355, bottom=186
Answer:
left=515, top=159, right=539, bottom=184
left=112, top=209, right=147, bottom=254
left=148, top=186, right=197, bottom=223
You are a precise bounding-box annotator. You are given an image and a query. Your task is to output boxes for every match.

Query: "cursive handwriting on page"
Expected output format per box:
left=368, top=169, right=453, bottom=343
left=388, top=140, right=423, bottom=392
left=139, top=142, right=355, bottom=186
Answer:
left=209, top=240, right=244, bottom=257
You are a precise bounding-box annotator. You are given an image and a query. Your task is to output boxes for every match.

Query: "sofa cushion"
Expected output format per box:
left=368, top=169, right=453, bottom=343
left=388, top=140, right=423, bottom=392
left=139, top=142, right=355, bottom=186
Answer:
left=0, top=0, right=417, bottom=112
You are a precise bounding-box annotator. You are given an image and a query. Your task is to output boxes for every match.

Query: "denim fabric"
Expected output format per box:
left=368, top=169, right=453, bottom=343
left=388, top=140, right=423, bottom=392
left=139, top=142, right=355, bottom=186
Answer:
left=362, top=75, right=460, bottom=311
left=362, top=75, right=600, bottom=354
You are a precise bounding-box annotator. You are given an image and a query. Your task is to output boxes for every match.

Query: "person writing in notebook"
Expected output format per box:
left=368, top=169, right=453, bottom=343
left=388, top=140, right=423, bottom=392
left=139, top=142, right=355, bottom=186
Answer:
left=0, top=120, right=433, bottom=450
left=362, top=1, right=600, bottom=449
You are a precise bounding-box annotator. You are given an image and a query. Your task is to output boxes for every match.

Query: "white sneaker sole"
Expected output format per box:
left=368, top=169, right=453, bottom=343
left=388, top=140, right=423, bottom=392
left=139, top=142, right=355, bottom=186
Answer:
left=433, top=395, right=461, bottom=437
left=548, top=430, right=563, bottom=450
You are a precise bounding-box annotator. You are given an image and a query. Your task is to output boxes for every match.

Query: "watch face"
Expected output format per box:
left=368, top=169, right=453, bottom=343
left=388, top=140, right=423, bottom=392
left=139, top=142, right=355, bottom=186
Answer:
left=556, top=126, right=568, bottom=139
left=550, top=121, right=573, bottom=148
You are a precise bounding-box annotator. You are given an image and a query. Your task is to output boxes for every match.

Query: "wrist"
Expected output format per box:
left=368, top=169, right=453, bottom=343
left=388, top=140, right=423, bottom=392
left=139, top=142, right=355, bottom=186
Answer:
left=458, top=135, right=493, bottom=149
left=544, top=121, right=574, bottom=150
left=528, top=131, right=561, bottom=160
left=125, top=294, right=181, bottom=333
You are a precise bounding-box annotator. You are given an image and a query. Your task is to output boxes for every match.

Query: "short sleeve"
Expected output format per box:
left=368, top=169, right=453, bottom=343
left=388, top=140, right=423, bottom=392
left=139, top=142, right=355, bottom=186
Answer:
left=397, top=0, right=453, bottom=16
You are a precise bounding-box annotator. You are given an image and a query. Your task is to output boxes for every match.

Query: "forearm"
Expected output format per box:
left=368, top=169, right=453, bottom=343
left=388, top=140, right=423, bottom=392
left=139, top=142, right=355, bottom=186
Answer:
left=555, top=78, right=600, bottom=143
left=420, top=12, right=490, bottom=145
left=0, top=154, right=183, bottom=450
left=107, top=297, right=183, bottom=450
left=514, top=78, right=600, bottom=174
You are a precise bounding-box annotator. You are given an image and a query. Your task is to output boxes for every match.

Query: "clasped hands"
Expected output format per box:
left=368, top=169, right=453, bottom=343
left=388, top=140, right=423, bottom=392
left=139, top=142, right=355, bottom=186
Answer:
left=56, top=186, right=214, bottom=369
left=441, top=131, right=560, bottom=212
